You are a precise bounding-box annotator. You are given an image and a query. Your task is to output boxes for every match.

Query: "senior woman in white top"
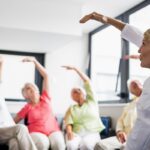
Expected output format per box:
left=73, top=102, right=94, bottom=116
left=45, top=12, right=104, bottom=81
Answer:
left=80, top=12, right=150, bottom=150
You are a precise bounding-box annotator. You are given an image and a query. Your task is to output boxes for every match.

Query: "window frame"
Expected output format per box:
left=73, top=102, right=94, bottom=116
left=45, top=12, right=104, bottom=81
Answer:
left=0, top=49, right=45, bottom=102
left=88, top=0, right=150, bottom=104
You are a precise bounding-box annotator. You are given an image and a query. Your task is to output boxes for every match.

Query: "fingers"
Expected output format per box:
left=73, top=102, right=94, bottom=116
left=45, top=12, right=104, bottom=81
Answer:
left=79, top=13, right=93, bottom=23
left=61, top=66, right=74, bottom=70
left=79, top=12, right=99, bottom=23
left=61, top=66, right=70, bottom=70
left=80, top=12, right=107, bottom=24
left=22, top=58, right=30, bottom=63
left=118, top=133, right=126, bottom=144
left=61, top=65, right=67, bottom=68
left=117, top=131, right=127, bottom=144
left=22, top=57, right=35, bottom=62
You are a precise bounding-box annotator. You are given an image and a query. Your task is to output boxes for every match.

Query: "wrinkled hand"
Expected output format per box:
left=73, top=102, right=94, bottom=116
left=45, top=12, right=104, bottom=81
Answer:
left=22, top=57, right=36, bottom=63
left=79, top=12, right=107, bottom=24
left=67, top=131, right=74, bottom=140
left=116, top=131, right=127, bottom=144
left=61, top=66, right=75, bottom=70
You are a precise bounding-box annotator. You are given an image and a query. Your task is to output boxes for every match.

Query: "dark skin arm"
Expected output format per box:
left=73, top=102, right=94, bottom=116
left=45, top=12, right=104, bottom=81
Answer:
left=80, top=12, right=125, bottom=31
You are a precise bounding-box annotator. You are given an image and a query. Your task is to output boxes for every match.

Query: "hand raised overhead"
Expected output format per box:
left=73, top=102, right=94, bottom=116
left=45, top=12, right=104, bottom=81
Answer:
left=61, top=65, right=75, bottom=70
left=79, top=12, right=108, bottom=24
left=22, top=57, right=36, bottom=63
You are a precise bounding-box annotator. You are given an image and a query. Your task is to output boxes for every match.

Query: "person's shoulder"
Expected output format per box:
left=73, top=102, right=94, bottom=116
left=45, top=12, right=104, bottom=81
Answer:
left=71, top=104, right=79, bottom=110
left=71, top=104, right=76, bottom=108
left=41, top=90, right=51, bottom=100
left=22, top=103, right=31, bottom=110
left=84, top=80, right=91, bottom=86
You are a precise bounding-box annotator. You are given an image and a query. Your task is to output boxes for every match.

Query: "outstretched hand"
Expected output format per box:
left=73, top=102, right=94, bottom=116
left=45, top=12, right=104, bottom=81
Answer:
left=61, top=66, right=75, bottom=70
left=22, top=57, right=36, bottom=63
left=79, top=12, right=107, bottom=24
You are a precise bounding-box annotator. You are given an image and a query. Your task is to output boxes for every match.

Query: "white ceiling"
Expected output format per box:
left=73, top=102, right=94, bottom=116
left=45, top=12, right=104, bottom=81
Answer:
left=0, top=0, right=145, bottom=35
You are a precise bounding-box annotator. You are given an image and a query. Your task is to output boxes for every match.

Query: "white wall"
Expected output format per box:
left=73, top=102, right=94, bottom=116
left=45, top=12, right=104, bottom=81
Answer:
left=45, top=34, right=89, bottom=115
left=0, top=27, right=79, bottom=53
left=0, top=0, right=82, bottom=36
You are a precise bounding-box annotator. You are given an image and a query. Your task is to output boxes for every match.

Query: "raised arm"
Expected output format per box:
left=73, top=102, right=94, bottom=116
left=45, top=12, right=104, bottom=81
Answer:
left=80, top=12, right=125, bottom=31
left=123, top=54, right=140, bottom=60
left=62, top=66, right=90, bottom=83
left=22, top=57, right=49, bottom=93
left=80, top=12, right=143, bottom=47
left=0, top=56, right=4, bottom=82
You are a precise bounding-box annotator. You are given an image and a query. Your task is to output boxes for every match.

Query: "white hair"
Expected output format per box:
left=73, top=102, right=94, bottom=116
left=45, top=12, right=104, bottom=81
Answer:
left=22, top=82, right=40, bottom=94
left=72, top=86, right=86, bottom=98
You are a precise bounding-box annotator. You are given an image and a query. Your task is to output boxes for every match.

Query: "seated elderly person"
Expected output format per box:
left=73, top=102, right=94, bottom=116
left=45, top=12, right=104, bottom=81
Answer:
left=63, top=66, right=105, bottom=150
left=14, top=57, right=65, bottom=150
left=94, top=79, right=143, bottom=150
left=0, top=56, right=37, bottom=150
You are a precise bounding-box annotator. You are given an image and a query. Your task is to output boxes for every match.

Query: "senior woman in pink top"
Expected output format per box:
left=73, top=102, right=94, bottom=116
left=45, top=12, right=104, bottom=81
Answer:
left=14, top=57, right=65, bottom=150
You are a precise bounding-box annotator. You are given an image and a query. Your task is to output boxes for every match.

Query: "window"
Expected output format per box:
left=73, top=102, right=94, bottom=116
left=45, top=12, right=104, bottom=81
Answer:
left=91, top=26, right=121, bottom=102
left=0, top=50, right=45, bottom=101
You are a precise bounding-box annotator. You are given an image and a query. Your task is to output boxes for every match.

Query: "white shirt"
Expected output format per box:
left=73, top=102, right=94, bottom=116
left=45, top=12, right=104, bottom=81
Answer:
left=0, top=83, right=15, bottom=127
left=121, top=24, right=143, bottom=47
left=122, top=24, right=150, bottom=150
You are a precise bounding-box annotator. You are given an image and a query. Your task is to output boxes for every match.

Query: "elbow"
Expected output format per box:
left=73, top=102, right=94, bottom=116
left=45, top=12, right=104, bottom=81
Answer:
left=43, top=71, right=49, bottom=79
left=13, top=115, right=21, bottom=124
